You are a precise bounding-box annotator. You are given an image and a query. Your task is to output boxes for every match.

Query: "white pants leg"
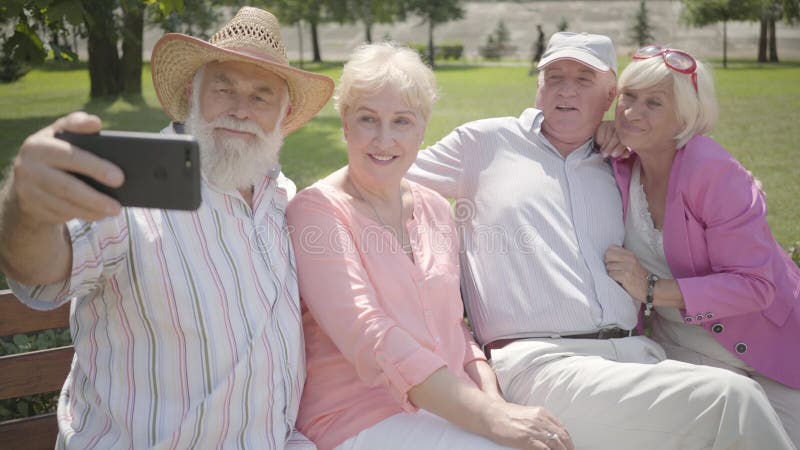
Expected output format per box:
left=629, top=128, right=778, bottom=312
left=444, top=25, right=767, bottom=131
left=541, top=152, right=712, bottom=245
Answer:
left=490, top=336, right=794, bottom=450
left=334, top=410, right=513, bottom=450
left=755, top=374, right=800, bottom=448
left=659, top=337, right=800, bottom=449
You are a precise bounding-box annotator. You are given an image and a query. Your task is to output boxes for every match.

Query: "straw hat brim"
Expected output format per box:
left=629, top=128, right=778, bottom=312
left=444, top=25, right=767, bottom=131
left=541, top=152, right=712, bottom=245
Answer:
left=151, top=33, right=334, bottom=136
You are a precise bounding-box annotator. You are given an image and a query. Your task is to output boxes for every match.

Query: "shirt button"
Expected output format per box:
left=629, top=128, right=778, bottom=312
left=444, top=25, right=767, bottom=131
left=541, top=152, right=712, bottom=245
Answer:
left=695, top=314, right=704, bottom=321
left=685, top=316, right=692, bottom=323
left=711, top=323, right=724, bottom=333
left=735, top=342, right=748, bottom=354
left=705, top=313, right=714, bottom=319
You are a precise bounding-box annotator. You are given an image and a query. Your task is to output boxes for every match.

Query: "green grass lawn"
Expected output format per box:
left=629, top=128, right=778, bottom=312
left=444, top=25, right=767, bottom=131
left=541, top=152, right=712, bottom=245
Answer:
left=0, top=59, right=797, bottom=246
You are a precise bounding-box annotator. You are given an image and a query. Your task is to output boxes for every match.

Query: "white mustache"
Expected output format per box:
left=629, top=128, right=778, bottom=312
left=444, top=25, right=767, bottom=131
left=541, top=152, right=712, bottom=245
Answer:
left=210, top=116, right=265, bottom=136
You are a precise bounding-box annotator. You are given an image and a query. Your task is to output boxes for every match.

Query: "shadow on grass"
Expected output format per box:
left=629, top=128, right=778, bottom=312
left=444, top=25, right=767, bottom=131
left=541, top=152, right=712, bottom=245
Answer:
left=36, top=60, right=89, bottom=72
left=290, top=60, right=344, bottom=72
left=432, top=63, right=483, bottom=72
left=701, top=59, right=800, bottom=70
left=0, top=103, right=170, bottom=173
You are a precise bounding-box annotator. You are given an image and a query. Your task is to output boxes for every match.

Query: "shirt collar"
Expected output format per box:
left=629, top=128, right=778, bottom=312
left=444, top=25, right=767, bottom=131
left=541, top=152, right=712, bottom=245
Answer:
left=523, top=109, right=594, bottom=160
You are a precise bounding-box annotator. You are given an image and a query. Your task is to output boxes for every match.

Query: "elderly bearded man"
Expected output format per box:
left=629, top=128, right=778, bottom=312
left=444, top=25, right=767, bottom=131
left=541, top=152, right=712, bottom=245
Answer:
left=406, top=32, right=794, bottom=450
left=0, top=8, right=333, bottom=449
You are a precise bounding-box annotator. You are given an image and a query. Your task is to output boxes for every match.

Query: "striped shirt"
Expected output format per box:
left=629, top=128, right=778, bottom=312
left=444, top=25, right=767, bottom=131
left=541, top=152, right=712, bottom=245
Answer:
left=9, top=167, right=306, bottom=449
left=406, top=108, right=638, bottom=345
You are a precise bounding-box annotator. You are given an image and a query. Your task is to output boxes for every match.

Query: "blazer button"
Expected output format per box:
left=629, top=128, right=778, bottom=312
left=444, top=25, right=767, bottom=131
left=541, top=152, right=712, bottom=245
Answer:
left=705, top=313, right=714, bottom=319
left=695, top=314, right=704, bottom=321
left=685, top=316, right=692, bottom=323
left=712, top=323, right=724, bottom=333
left=735, top=342, right=748, bottom=354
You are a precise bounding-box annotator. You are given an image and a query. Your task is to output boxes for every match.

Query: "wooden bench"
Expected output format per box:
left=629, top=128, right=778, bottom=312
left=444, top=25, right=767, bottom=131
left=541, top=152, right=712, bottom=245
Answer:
left=0, top=289, right=72, bottom=450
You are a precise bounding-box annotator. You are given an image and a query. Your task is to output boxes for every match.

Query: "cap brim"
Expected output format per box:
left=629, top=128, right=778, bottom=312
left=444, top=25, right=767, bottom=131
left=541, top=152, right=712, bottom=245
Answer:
left=537, top=50, right=612, bottom=73
left=151, top=34, right=334, bottom=136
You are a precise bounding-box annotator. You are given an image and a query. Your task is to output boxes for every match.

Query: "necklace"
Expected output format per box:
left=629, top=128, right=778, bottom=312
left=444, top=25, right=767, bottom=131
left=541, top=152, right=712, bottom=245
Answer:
left=348, top=173, right=412, bottom=254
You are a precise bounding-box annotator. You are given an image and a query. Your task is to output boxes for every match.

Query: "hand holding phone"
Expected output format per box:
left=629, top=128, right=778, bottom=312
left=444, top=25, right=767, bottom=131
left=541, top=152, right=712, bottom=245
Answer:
left=55, top=130, right=201, bottom=211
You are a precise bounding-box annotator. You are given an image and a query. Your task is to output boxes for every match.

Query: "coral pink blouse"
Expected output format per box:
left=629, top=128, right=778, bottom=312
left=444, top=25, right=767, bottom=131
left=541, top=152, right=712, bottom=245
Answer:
left=287, top=180, right=485, bottom=450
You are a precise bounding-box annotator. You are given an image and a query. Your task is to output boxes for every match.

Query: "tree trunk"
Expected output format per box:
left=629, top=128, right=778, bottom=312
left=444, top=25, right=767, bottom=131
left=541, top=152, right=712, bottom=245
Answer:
left=364, top=22, right=372, bottom=43
left=758, top=16, right=768, bottom=63
left=297, top=21, right=304, bottom=69
left=722, top=20, right=727, bottom=69
left=311, top=21, right=321, bottom=63
left=120, top=0, right=144, bottom=96
left=83, top=0, right=121, bottom=97
left=427, top=20, right=435, bottom=69
left=768, top=17, right=779, bottom=62
left=362, top=2, right=372, bottom=43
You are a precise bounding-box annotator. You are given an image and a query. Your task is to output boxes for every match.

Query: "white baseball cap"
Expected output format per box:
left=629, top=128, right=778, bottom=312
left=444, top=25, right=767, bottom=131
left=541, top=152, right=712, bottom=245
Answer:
left=537, top=32, right=618, bottom=74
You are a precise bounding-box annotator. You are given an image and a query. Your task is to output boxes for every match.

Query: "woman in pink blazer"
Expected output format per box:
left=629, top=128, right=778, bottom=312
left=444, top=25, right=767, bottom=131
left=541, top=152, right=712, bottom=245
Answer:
left=603, top=45, right=800, bottom=446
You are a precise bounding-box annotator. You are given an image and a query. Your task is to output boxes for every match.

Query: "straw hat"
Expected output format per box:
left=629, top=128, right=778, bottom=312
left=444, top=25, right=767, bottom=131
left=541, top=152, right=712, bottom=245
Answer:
left=151, top=7, right=334, bottom=136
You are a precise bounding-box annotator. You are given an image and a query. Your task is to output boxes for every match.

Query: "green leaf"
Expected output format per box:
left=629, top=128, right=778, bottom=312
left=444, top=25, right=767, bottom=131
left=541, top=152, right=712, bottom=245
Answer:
left=158, top=0, right=184, bottom=16
left=36, top=330, right=55, bottom=349
left=47, top=0, right=85, bottom=26
left=15, top=399, right=29, bottom=416
left=12, top=334, right=30, bottom=347
left=4, top=28, right=46, bottom=65
left=2, top=1, right=28, bottom=18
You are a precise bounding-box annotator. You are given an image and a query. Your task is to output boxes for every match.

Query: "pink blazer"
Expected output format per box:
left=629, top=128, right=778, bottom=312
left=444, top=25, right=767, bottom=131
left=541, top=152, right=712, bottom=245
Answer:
left=613, top=135, right=800, bottom=388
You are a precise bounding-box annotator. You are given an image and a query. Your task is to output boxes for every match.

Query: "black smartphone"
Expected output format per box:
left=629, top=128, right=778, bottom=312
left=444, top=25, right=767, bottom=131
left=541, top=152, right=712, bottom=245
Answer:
left=55, top=130, right=201, bottom=211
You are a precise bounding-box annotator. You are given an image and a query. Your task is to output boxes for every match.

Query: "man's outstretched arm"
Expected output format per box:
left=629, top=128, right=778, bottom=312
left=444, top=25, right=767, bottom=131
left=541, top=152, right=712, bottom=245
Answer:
left=0, top=112, right=124, bottom=286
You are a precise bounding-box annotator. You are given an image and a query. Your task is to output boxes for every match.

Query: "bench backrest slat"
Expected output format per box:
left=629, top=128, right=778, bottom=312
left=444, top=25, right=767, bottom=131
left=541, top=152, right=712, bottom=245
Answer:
left=0, top=413, right=59, bottom=450
left=0, top=290, right=70, bottom=335
left=0, top=346, right=74, bottom=400
left=0, top=289, right=72, bottom=447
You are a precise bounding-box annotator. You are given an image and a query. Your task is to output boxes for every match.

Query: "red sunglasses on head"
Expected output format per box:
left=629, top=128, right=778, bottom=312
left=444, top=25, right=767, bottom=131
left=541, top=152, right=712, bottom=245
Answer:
left=633, top=45, right=698, bottom=93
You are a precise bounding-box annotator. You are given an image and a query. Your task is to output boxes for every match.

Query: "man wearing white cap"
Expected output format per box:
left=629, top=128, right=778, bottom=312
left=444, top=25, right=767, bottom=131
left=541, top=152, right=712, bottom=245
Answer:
left=0, top=8, right=333, bottom=449
left=407, top=32, right=792, bottom=449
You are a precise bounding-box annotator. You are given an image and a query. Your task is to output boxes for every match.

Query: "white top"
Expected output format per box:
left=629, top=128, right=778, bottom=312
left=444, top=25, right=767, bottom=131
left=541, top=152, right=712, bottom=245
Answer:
left=623, top=160, right=748, bottom=370
left=10, top=167, right=306, bottom=449
left=406, top=108, right=638, bottom=345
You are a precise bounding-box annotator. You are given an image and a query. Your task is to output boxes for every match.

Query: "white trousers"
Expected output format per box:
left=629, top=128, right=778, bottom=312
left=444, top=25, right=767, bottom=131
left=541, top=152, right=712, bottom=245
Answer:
left=335, top=410, right=513, bottom=450
left=490, top=336, right=795, bottom=450
left=660, top=340, right=800, bottom=448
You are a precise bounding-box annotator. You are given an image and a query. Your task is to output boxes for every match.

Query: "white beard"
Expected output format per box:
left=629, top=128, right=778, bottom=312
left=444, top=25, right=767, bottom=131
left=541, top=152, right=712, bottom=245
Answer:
left=185, top=104, right=284, bottom=192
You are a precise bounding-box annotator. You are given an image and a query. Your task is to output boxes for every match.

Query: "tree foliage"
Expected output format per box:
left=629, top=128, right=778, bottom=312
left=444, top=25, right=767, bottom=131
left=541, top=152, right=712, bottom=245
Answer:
left=404, top=0, right=464, bottom=68
left=757, top=0, right=800, bottom=62
left=1, top=0, right=82, bottom=81
left=479, top=20, right=516, bottom=61
left=347, top=0, right=405, bottom=43
left=244, top=0, right=348, bottom=63
left=150, top=0, right=220, bottom=41
left=1, top=0, right=182, bottom=95
left=682, top=0, right=797, bottom=65
left=681, top=0, right=760, bottom=67
left=629, top=0, right=656, bottom=46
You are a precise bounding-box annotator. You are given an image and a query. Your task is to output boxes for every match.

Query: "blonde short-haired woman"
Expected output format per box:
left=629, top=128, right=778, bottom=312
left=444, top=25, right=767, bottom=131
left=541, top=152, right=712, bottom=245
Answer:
left=604, top=45, right=800, bottom=447
left=288, top=42, right=575, bottom=450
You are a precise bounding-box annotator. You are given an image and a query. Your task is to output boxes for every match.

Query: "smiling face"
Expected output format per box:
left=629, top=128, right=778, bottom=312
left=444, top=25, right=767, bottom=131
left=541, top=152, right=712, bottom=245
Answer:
left=615, top=82, right=683, bottom=154
left=186, top=60, right=290, bottom=190
left=536, top=59, right=616, bottom=153
left=342, top=86, right=426, bottom=189
left=197, top=60, right=290, bottom=142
